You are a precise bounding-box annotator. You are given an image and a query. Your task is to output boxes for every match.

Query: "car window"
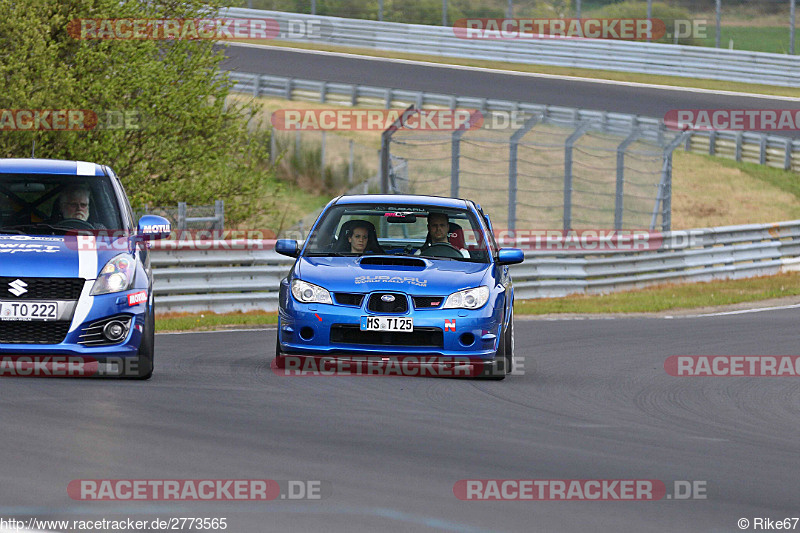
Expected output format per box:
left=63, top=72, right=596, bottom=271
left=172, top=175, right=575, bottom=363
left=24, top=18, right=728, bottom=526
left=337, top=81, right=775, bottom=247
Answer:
left=304, top=203, right=491, bottom=263
left=0, top=174, right=123, bottom=234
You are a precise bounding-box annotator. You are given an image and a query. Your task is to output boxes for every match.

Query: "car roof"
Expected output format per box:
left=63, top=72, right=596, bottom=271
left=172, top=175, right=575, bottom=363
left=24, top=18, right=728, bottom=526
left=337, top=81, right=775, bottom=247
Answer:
left=0, top=158, right=104, bottom=176
left=333, top=194, right=469, bottom=209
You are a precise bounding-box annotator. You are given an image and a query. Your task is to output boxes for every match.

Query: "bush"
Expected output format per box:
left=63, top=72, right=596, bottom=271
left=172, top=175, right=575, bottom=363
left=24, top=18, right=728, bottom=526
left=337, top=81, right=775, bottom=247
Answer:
left=600, top=1, right=700, bottom=45
left=0, top=0, right=278, bottom=225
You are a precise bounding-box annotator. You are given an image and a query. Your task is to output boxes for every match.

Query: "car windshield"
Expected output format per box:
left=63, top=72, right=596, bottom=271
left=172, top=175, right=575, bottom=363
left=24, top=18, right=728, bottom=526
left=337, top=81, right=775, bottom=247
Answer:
left=0, top=174, right=123, bottom=235
left=303, top=203, right=490, bottom=263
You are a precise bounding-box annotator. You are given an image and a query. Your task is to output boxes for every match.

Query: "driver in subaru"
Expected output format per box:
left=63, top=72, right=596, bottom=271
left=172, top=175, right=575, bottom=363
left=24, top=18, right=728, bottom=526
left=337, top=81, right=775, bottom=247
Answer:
left=417, top=211, right=469, bottom=258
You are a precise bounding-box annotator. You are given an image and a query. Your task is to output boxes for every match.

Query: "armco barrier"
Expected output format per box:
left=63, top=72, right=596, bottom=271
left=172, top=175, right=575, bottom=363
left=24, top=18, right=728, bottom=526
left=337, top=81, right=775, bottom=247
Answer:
left=151, top=220, right=800, bottom=313
left=220, top=8, right=800, bottom=88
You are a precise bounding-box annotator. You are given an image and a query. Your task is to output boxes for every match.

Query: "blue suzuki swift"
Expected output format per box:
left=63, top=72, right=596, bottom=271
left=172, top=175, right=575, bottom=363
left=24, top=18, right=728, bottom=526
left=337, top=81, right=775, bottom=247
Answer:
left=274, top=195, right=524, bottom=379
left=0, top=159, right=171, bottom=379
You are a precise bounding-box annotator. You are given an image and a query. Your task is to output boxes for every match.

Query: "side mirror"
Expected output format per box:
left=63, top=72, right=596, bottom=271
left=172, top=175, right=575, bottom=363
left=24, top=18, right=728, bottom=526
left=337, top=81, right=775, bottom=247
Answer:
left=275, top=239, right=299, bottom=258
left=497, top=248, right=524, bottom=265
left=136, top=215, right=172, bottom=240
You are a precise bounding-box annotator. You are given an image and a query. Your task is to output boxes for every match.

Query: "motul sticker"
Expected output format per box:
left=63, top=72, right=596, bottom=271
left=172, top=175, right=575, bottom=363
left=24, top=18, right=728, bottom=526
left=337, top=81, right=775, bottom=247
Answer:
left=127, top=291, right=147, bottom=306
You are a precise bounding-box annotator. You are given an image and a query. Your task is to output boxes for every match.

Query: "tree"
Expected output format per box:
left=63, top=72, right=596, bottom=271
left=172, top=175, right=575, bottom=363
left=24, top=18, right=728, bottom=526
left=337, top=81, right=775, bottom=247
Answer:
left=0, top=0, right=275, bottom=224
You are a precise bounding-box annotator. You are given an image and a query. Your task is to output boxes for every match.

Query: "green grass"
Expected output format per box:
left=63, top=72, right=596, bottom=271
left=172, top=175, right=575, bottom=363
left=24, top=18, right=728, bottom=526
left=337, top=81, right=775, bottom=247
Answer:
left=156, top=312, right=278, bottom=332
left=711, top=156, right=800, bottom=200
left=515, top=272, right=800, bottom=315
left=699, top=26, right=794, bottom=54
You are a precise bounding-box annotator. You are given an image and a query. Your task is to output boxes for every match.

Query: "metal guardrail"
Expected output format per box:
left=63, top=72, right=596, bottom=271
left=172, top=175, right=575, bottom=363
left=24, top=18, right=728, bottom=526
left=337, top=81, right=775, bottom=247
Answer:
left=221, top=8, right=800, bottom=88
left=151, top=220, right=800, bottom=313
left=227, top=71, right=800, bottom=173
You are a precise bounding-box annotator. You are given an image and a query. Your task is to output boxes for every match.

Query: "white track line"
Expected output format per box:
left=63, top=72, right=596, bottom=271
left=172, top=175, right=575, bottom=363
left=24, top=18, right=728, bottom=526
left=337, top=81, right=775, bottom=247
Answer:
left=227, top=42, right=800, bottom=101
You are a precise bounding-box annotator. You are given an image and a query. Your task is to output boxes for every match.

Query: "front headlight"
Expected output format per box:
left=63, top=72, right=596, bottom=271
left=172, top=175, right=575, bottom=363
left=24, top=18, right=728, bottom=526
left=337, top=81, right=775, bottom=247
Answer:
left=291, top=279, right=332, bottom=304
left=443, top=286, right=490, bottom=309
left=90, top=254, right=135, bottom=295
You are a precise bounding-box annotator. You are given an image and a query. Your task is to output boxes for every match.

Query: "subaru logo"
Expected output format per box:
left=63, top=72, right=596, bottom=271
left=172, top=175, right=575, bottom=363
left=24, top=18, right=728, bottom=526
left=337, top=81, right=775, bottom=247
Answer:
left=8, top=279, right=27, bottom=297
left=380, top=294, right=395, bottom=302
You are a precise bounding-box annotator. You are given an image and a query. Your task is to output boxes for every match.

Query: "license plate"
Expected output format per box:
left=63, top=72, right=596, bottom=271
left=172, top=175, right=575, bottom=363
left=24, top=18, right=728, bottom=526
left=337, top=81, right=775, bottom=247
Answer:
left=360, top=316, right=413, bottom=332
left=0, top=301, right=59, bottom=321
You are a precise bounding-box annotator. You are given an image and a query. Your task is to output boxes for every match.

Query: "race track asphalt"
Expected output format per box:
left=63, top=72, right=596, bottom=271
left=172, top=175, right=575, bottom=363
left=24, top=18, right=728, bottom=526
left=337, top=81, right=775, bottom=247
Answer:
left=2, top=307, right=799, bottom=532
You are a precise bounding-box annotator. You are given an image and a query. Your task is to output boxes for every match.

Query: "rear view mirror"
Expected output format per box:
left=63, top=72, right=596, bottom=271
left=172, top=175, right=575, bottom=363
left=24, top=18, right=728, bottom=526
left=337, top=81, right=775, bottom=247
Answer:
left=384, top=212, right=417, bottom=223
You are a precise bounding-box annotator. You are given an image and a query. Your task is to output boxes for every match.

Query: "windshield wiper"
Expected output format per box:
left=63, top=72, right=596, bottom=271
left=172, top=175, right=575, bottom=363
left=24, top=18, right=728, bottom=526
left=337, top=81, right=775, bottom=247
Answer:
left=304, top=252, right=356, bottom=257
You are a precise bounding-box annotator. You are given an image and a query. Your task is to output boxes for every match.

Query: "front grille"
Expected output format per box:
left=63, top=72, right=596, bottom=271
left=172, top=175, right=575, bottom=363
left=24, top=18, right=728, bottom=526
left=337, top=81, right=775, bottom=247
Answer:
left=367, top=293, right=408, bottom=313
left=0, top=277, right=84, bottom=300
left=334, top=292, right=365, bottom=307
left=0, top=320, right=71, bottom=344
left=412, top=296, right=444, bottom=309
left=78, top=315, right=132, bottom=346
left=330, top=325, right=443, bottom=347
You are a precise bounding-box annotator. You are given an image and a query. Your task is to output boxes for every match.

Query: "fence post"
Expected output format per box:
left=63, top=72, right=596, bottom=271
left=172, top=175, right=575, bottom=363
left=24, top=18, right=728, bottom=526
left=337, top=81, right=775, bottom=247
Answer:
left=786, top=138, right=795, bottom=170
left=381, top=106, right=417, bottom=194
left=760, top=134, right=768, bottom=165
left=651, top=131, right=691, bottom=232
left=735, top=132, right=743, bottom=162
left=708, top=130, right=717, bottom=156
left=253, top=74, right=260, bottom=97
left=508, top=114, right=540, bottom=231
left=178, top=202, right=187, bottom=231
left=564, top=122, right=593, bottom=231
left=284, top=78, right=292, bottom=100
left=320, top=81, right=327, bottom=103
left=321, top=131, right=326, bottom=179
left=270, top=130, right=277, bottom=164
left=348, top=140, right=355, bottom=185
left=615, top=129, right=641, bottom=230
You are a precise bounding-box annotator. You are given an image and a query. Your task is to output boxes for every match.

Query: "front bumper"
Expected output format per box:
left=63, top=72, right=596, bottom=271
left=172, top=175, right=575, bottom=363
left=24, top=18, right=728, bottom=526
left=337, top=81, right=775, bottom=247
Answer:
left=278, top=296, right=503, bottom=360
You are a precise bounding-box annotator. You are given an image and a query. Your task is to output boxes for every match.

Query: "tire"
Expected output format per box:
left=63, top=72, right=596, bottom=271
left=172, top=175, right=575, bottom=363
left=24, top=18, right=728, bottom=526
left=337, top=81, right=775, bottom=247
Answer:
left=126, top=311, right=154, bottom=380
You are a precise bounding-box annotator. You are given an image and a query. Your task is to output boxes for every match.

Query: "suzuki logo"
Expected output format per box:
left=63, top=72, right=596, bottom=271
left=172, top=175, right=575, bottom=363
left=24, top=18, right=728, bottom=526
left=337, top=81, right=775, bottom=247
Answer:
left=8, top=279, right=28, bottom=297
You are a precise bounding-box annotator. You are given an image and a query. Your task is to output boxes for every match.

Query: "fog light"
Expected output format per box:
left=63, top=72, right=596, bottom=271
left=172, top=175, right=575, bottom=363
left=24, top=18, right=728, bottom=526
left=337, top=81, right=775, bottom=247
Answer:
left=459, top=332, right=475, bottom=346
left=103, top=321, right=127, bottom=342
left=300, top=327, right=314, bottom=341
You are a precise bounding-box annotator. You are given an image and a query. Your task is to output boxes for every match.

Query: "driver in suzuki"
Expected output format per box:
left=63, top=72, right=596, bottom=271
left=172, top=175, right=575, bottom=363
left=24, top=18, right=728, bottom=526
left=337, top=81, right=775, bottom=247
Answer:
left=54, top=185, right=105, bottom=229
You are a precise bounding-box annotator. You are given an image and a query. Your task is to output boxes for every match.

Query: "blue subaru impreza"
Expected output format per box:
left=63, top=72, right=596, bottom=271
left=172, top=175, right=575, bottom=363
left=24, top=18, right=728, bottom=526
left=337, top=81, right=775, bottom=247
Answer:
left=0, top=159, right=171, bottom=379
left=274, top=195, right=524, bottom=379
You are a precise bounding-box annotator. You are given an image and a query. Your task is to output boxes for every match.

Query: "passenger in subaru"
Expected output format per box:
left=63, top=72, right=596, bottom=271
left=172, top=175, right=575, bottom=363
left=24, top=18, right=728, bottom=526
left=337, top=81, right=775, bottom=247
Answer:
left=417, top=212, right=470, bottom=258
left=348, top=222, right=370, bottom=254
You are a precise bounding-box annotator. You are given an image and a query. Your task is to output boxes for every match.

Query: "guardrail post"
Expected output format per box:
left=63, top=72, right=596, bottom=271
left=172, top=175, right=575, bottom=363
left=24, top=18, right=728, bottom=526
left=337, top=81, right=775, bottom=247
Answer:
left=253, top=74, right=260, bottom=97
left=381, top=106, right=416, bottom=194
left=508, top=114, right=541, bottom=231
left=320, top=81, right=327, bottom=103
left=284, top=78, right=292, bottom=100
left=178, top=202, right=187, bottom=231
left=215, top=200, right=225, bottom=230
left=385, top=88, right=392, bottom=109
left=616, top=129, right=641, bottom=230
left=684, top=132, right=692, bottom=151
left=735, top=132, right=744, bottom=162
left=708, top=130, right=717, bottom=156
left=564, top=123, right=593, bottom=231
left=351, top=85, right=358, bottom=107
left=760, top=134, right=768, bottom=165
left=321, top=131, right=326, bottom=178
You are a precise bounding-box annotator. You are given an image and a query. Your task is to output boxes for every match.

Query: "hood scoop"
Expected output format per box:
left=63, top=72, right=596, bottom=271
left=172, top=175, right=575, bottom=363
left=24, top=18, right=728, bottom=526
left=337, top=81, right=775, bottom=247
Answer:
left=359, top=256, right=426, bottom=270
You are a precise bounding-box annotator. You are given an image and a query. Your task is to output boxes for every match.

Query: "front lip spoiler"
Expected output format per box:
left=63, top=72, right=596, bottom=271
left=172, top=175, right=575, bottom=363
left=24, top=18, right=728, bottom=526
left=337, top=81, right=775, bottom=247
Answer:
left=272, top=353, right=500, bottom=378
